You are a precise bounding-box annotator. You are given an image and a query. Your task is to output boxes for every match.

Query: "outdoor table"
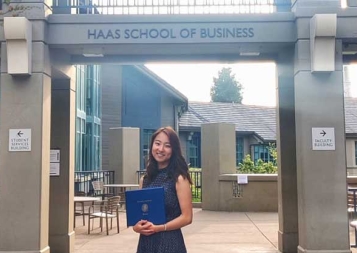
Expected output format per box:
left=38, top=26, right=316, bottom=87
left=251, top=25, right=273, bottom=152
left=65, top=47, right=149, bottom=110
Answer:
left=74, top=196, right=102, bottom=202
left=103, top=184, right=140, bottom=195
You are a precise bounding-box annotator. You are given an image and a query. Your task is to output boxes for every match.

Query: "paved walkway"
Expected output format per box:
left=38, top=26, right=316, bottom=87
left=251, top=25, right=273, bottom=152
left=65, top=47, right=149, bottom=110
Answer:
left=74, top=208, right=357, bottom=253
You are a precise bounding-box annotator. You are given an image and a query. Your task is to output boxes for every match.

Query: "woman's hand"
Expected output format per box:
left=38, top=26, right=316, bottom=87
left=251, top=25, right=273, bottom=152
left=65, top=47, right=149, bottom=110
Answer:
left=133, top=220, right=155, bottom=236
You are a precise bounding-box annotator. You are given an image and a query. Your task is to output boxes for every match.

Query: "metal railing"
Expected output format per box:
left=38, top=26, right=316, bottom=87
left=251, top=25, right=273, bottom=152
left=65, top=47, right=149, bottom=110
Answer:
left=136, top=170, right=146, bottom=183
left=52, top=0, right=291, bottom=15
left=190, top=170, right=202, bottom=202
left=136, top=170, right=202, bottom=202
left=74, top=170, right=115, bottom=195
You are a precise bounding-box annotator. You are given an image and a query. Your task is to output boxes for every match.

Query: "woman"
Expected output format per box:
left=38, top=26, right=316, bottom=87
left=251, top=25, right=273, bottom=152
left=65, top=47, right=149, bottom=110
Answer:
left=133, top=126, right=193, bottom=253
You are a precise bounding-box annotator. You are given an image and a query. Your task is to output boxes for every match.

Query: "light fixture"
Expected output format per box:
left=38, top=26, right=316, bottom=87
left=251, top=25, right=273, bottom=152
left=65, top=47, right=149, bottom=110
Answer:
left=343, top=51, right=357, bottom=55
left=83, top=48, right=104, bottom=57
left=83, top=53, right=104, bottom=57
left=187, top=132, right=194, bottom=141
left=4, top=17, right=32, bottom=75
left=239, top=52, right=260, bottom=56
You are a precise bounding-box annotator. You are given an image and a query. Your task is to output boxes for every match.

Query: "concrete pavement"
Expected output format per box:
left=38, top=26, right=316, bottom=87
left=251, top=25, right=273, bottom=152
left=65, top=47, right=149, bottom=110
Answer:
left=73, top=208, right=357, bottom=253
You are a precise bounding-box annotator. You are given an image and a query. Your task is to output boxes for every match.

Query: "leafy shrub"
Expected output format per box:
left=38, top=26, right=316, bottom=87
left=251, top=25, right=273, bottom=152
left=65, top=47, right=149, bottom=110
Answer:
left=237, top=143, right=277, bottom=174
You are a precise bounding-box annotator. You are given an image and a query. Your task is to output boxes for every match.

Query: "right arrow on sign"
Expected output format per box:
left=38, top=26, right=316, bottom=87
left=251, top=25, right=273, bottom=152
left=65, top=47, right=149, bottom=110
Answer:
left=320, top=130, right=326, bottom=137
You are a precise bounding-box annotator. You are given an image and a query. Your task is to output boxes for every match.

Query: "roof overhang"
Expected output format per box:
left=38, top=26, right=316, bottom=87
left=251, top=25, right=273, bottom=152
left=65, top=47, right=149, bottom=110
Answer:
left=346, top=133, right=357, bottom=138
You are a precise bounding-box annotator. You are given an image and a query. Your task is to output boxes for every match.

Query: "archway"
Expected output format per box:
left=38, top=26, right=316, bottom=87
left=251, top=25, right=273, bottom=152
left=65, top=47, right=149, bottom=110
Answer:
left=0, top=0, right=354, bottom=252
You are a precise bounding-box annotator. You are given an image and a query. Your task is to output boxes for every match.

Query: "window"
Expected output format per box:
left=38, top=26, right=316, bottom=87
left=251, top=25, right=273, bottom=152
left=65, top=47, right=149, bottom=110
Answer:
left=355, top=141, right=357, bottom=166
left=76, top=65, right=86, bottom=112
left=188, top=132, right=201, bottom=168
left=95, top=125, right=101, bottom=168
left=75, top=117, right=86, bottom=171
left=75, top=65, right=87, bottom=170
left=86, top=65, right=101, bottom=118
left=236, top=137, right=244, bottom=166
left=75, top=65, right=102, bottom=172
left=252, top=144, right=274, bottom=164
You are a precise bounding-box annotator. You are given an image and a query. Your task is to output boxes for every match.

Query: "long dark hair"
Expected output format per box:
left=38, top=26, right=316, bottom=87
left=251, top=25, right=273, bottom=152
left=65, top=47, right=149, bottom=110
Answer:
left=145, top=126, right=192, bottom=184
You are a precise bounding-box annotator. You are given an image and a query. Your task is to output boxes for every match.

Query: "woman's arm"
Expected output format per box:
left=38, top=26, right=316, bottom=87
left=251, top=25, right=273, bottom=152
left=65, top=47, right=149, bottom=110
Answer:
left=152, top=175, right=193, bottom=233
left=139, top=176, right=144, bottom=189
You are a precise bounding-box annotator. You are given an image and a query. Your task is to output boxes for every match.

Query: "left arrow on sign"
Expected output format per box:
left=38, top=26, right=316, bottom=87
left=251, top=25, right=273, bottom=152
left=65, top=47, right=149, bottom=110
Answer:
left=17, top=131, right=23, bottom=137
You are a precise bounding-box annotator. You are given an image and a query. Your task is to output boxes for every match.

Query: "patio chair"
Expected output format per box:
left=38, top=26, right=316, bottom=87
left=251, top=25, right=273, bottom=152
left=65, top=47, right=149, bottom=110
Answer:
left=74, top=191, right=86, bottom=227
left=348, top=191, right=357, bottom=219
left=91, top=180, right=113, bottom=200
left=88, top=196, right=121, bottom=235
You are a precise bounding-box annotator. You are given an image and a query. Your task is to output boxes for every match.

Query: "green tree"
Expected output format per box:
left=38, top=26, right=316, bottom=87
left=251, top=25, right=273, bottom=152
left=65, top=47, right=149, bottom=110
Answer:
left=210, top=67, right=243, bottom=103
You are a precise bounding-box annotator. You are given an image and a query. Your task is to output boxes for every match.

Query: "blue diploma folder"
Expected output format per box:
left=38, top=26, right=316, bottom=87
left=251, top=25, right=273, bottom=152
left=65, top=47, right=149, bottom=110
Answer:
left=125, top=187, right=166, bottom=227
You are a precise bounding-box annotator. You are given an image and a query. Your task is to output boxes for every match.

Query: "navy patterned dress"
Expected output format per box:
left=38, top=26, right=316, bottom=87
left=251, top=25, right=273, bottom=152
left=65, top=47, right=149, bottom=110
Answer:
left=136, top=167, right=187, bottom=253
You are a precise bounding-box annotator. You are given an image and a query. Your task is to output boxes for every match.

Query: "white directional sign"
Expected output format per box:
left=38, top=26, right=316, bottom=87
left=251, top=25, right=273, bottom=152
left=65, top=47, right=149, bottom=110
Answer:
left=237, top=174, right=248, bottom=184
left=312, top=127, right=335, bottom=151
left=9, top=129, right=31, bottom=152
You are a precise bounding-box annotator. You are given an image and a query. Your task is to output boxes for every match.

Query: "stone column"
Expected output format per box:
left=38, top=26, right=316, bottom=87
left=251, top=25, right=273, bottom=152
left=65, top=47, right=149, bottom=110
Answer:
left=101, top=65, right=123, bottom=171
left=294, top=27, right=350, bottom=253
left=276, top=50, right=299, bottom=253
left=0, top=40, right=51, bottom=253
left=291, top=7, right=350, bottom=251
left=49, top=75, right=76, bottom=253
left=201, top=123, right=236, bottom=211
left=109, top=127, right=140, bottom=184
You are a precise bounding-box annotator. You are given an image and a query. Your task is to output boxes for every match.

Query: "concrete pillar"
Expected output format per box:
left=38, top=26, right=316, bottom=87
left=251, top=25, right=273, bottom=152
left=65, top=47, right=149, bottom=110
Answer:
left=294, top=37, right=350, bottom=253
left=109, top=127, right=140, bottom=184
left=101, top=64, right=123, bottom=171
left=0, top=42, right=51, bottom=252
left=49, top=76, right=76, bottom=253
left=276, top=50, right=299, bottom=253
left=201, top=123, right=236, bottom=211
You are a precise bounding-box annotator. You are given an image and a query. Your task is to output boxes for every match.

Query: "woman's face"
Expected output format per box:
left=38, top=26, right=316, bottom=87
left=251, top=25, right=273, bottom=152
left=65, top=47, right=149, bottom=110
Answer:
left=151, top=132, right=172, bottom=169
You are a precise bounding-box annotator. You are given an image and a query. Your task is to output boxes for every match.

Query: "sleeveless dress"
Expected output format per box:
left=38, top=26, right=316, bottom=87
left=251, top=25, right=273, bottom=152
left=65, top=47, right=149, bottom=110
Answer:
left=136, top=168, right=187, bottom=253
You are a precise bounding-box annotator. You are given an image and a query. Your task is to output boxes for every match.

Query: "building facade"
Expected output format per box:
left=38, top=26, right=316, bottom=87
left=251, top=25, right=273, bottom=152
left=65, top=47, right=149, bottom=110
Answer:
left=100, top=65, right=187, bottom=170
left=179, top=98, right=357, bottom=172
left=1, top=2, right=356, bottom=252
left=75, top=65, right=102, bottom=171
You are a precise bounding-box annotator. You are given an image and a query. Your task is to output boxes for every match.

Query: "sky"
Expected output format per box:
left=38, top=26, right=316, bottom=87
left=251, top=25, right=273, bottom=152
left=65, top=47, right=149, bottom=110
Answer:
left=146, top=62, right=277, bottom=107
left=146, top=63, right=357, bottom=107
